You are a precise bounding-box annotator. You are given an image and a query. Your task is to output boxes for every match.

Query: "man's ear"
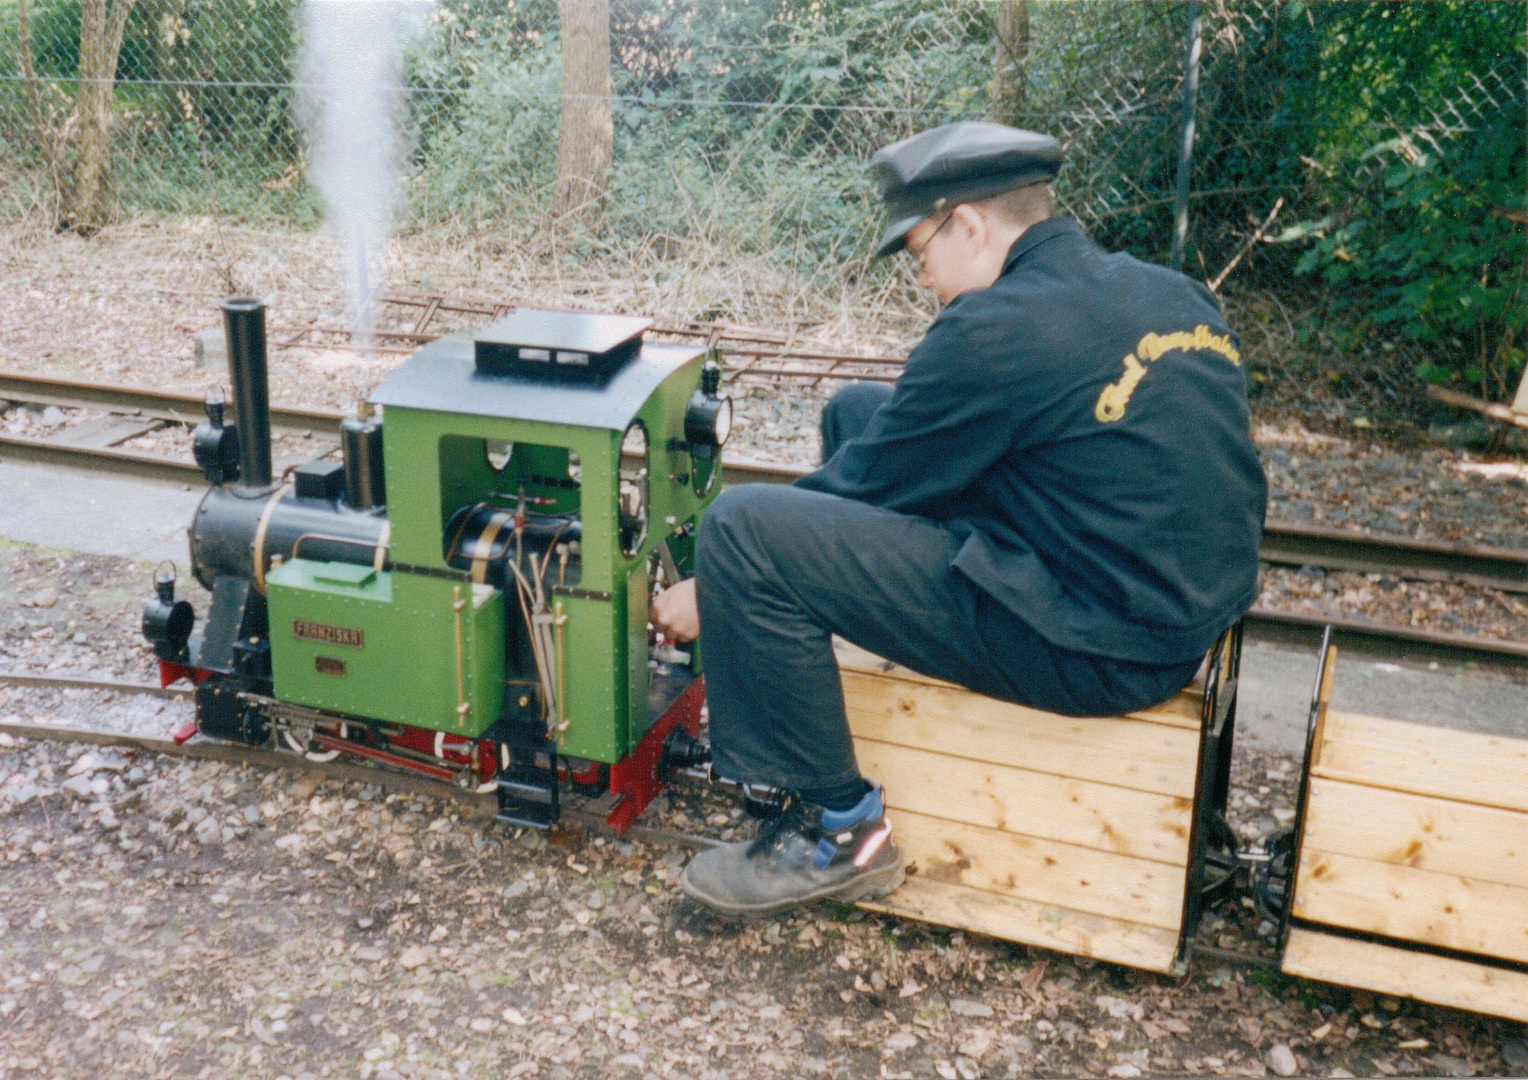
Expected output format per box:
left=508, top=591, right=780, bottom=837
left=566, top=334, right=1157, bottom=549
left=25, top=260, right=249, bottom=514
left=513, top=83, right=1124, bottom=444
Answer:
left=952, top=203, right=987, bottom=247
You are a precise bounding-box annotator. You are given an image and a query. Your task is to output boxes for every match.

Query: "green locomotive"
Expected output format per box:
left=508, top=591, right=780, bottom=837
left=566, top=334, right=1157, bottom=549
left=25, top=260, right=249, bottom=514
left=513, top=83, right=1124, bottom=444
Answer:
left=144, top=299, right=731, bottom=830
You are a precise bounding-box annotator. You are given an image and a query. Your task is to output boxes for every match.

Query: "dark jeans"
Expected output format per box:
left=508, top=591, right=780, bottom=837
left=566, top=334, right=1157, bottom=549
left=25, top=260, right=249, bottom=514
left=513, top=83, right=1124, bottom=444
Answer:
left=696, top=381, right=1202, bottom=791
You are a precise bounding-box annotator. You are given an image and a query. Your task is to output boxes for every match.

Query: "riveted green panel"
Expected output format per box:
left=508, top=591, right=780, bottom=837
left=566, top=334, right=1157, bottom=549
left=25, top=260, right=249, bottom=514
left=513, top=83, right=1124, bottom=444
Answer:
left=626, top=561, right=651, bottom=744
left=554, top=590, right=623, bottom=761
left=267, top=560, right=504, bottom=736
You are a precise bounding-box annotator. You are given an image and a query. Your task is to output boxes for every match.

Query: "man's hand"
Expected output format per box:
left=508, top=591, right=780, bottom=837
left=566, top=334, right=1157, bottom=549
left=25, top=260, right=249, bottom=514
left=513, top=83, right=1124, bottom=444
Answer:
left=650, top=577, right=700, bottom=643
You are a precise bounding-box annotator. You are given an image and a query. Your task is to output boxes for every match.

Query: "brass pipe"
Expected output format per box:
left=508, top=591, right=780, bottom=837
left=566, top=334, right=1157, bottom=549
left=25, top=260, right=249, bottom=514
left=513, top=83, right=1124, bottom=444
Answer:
left=250, top=482, right=293, bottom=595
left=554, top=599, right=568, bottom=746
left=289, top=531, right=389, bottom=564
left=452, top=586, right=469, bottom=730
left=470, top=513, right=508, bottom=585
left=373, top=520, right=391, bottom=573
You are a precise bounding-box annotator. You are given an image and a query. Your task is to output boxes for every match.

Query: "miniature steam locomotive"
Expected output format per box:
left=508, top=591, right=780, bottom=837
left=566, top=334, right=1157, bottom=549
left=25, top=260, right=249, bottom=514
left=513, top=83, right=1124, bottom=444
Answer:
left=144, top=298, right=731, bottom=830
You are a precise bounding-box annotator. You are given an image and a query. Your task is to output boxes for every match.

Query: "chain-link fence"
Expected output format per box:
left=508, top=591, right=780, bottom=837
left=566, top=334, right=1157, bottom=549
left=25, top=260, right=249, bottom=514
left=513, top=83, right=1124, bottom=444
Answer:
left=1, top=1, right=1524, bottom=278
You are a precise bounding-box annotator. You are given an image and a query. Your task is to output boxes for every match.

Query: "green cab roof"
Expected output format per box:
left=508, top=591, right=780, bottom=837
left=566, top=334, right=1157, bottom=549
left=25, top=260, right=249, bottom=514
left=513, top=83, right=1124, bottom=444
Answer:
left=369, top=332, right=706, bottom=431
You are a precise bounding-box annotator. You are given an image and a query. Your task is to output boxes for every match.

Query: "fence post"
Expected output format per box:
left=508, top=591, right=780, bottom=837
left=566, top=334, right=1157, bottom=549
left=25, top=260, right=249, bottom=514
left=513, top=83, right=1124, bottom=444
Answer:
left=1171, top=0, right=1204, bottom=271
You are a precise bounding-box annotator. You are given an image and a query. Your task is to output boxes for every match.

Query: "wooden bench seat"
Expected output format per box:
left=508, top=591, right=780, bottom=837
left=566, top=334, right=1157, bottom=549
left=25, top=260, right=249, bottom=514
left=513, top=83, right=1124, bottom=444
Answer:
left=835, top=641, right=1216, bottom=974
left=1283, top=708, right=1528, bottom=1022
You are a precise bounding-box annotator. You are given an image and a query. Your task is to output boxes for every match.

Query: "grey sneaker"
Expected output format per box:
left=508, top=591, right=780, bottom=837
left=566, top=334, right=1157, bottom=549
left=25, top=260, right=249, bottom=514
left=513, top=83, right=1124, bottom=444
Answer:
left=680, top=785, right=905, bottom=918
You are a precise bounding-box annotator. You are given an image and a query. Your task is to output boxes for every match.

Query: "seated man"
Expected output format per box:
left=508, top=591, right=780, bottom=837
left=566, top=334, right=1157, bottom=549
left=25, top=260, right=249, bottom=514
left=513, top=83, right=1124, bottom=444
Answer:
left=652, top=121, right=1267, bottom=918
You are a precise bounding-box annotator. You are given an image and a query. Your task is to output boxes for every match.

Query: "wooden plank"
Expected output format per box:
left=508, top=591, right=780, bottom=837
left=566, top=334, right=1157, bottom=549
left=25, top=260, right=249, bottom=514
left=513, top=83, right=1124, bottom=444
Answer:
left=1283, top=928, right=1528, bottom=1023
left=889, top=808, right=1186, bottom=930
left=835, top=640, right=1202, bottom=730
left=1310, top=643, right=1337, bottom=766
left=855, top=737, right=1192, bottom=865
left=862, top=874, right=1180, bottom=974
left=1126, top=688, right=1203, bottom=727
left=1304, top=777, right=1528, bottom=890
left=843, top=670, right=1199, bottom=798
left=1293, top=851, right=1528, bottom=965
left=1314, top=711, right=1528, bottom=813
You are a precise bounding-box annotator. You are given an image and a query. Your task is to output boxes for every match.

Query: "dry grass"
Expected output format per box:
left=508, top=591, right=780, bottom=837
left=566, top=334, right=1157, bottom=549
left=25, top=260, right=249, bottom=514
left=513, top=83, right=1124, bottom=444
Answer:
left=3, top=211, right=1521, bottom=464
left=0, top=215, right=935, bottom=414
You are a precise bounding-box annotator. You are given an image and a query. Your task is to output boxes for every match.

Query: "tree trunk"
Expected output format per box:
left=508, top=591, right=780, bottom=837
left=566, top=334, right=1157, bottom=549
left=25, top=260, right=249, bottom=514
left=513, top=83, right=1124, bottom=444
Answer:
left=144, top=0, right=189, bottom=136
left=59, top=0, right=138, bottom=234
left=16, top=0, right=47, bottom=164
left=991, top=0, right=1029, bottom=127
left=553, top=0, right=613, bottom=223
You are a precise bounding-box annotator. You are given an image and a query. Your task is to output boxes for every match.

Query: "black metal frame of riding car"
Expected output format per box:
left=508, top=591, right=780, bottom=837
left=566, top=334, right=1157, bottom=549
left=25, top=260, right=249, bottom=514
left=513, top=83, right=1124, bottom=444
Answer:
left=1175, top=620, right=1244, bottom=973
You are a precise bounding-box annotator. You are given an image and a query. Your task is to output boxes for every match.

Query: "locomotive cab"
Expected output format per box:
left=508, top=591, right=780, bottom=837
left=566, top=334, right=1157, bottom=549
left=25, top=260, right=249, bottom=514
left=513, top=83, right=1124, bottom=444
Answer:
left=268, top=310, right=719, bottom=762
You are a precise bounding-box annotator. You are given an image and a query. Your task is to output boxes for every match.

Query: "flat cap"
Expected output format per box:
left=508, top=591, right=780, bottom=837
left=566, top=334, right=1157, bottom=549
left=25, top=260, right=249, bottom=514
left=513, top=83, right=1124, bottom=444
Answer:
left=869, top=121, right=1063, bottom=257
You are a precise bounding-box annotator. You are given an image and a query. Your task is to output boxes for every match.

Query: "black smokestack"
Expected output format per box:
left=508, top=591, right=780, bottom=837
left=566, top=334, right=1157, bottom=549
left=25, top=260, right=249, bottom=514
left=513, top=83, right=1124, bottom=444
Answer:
left=222, top=296, right=272, bottom=490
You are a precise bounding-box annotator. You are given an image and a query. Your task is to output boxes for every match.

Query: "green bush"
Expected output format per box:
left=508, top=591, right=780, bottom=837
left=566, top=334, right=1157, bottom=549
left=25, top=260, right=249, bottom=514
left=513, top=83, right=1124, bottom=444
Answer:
left=408, top=0, right=1002, bottom=265
left=1291, top=116, right=1525, bottom=398
left=1270, top=1, right=1527, bottom=396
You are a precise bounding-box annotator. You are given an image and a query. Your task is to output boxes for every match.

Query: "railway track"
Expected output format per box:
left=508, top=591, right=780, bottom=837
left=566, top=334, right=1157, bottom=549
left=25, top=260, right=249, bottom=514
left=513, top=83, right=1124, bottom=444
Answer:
left=0, top=689, right=713, bottom=856
left=0, top=369, right=342, bottom=484
left=2, top=369, right=1526, bottom=670
left=0, top=680, right=1279, bottom=971
left=281, top=291, right=909, bottom=387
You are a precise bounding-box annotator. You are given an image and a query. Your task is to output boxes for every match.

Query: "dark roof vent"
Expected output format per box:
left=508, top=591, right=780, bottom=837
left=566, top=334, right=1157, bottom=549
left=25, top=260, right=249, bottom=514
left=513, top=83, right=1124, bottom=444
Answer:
left=473, top=309, right=652, bottom=384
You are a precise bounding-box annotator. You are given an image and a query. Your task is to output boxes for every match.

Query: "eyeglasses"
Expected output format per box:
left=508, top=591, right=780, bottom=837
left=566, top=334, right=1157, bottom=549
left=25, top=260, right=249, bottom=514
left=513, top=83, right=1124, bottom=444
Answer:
left=906, top=211, right=954, bottom=259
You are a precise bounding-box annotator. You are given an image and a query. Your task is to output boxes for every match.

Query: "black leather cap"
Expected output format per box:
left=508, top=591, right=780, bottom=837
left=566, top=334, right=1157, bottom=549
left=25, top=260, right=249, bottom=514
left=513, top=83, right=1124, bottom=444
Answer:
left=869, top=121, right=1063, bottom=257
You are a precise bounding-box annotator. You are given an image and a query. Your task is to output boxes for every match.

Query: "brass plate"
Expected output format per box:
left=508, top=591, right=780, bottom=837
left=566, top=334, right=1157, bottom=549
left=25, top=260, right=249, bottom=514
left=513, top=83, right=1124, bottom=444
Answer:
left=293, top=619, right=364, bottom=648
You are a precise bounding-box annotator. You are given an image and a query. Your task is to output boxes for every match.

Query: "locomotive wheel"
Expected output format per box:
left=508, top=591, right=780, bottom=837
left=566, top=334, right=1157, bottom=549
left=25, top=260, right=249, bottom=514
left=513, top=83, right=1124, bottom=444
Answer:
left=1200, top=810, right=1240, bottom=902
left=1251, top=825, right=1297, bottom=923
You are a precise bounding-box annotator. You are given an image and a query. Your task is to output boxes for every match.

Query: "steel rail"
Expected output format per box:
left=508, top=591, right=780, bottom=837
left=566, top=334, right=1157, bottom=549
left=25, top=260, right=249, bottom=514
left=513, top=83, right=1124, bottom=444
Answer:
left=0, top=429, right=204, bottom=484
left=0, top=369, right=346, bottom=435
left=276, top=293, right=911, bottom=386
left=721, top=458, right=1528, bottom=596
left=1257, top=520, right=1528, bottom=594
left=1243, top=607, right=1528, bottom=672
left=0, top=670, right=192, bottom=699
left=0, top=707, right=715, bottom=853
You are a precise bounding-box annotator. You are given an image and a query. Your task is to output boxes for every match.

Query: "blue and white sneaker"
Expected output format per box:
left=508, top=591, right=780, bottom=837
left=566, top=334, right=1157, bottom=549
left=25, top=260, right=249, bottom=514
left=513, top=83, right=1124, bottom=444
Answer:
left=680, top=785, right=904, bottom=918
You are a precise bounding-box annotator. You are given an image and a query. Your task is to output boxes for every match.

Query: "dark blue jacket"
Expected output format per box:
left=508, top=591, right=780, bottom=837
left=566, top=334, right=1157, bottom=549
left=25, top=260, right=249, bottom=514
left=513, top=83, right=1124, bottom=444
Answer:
left=797, top=217, right=1267, bottom=663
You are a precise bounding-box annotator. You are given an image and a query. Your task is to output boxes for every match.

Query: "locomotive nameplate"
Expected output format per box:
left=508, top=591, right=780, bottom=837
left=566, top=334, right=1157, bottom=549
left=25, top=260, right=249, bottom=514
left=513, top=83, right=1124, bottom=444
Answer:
left=314, top=655, right=347, bottom=677
left=293, top=619, right=364, bottom=648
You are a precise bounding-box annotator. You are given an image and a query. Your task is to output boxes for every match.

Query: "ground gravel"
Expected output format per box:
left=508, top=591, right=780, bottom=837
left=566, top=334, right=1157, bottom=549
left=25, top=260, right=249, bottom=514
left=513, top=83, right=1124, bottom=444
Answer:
left=1, top=532, right=1522, bottom=1077
left=1257, top=565, right=1528, bottom=645
left=3, top=731, right=1523, bottom=1080
left=0, top=539, right=164, bottom=687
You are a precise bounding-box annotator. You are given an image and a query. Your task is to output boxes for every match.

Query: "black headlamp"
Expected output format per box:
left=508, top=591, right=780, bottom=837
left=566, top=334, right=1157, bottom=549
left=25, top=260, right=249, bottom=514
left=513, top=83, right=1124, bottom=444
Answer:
left=683, top=360, right=732, bottom=458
